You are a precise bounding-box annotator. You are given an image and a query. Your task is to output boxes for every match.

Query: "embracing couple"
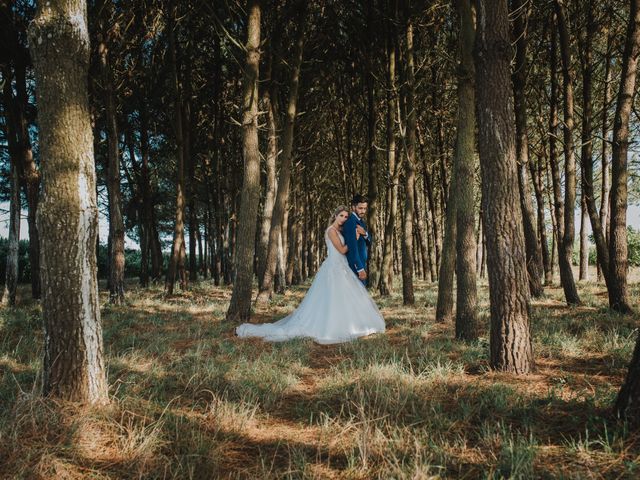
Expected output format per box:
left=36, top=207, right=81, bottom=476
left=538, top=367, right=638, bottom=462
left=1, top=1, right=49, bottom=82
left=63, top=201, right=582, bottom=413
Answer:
left=236, top=194, right=385, bottom=344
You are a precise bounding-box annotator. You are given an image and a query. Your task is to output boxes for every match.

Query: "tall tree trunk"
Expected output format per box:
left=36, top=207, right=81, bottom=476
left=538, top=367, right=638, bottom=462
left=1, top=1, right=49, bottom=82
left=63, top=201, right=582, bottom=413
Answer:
left=599, top=31, right=613, bottom=282
left=256, top=6, right=306, bottom=304
left=29, top=0, right=108, bottom=403
left=436, top=151, right=457, bottom=321
left=616, top=334, right=640, bottom=425
left=579, top=197, right=589, bottom=280
left=530, top=127, right=552, bottom=285
left=475, top=0, right=533, bottom=374
left=512, top=0, right=543, bottom=298
left=424, top=154, right=441, bottom=279
left=98, top=5, right=125, bottom=304
left=554, top=0, right=581, bottom=305
left=138, top=97, right=154, bottom=286
left=227, top=0, right=263, bottom=320
left=549, top=21, right=563, bottom=284
left=3, top=160, right=20, bottom=307
left=165, top=3, right=188, bottom=295
left=454, top=0, right=477, bottom=340
left=257, top=39, right=280, bottom=284
left=379, top=2, right=399, bottom=296
left=15, top=58, right=41, bottom=299
left=185, top=80, right=198, bottom=283
left=401, top=7, right=416, bottom=306
left=366, top=0, right=380, bottom=289
left=1, top=72, right=21, bottom=306
left=608, top=0, right=640, bottom=314
left=414, top=185, right=430, bottom=281
left=580, top=1, right=609, bottom=287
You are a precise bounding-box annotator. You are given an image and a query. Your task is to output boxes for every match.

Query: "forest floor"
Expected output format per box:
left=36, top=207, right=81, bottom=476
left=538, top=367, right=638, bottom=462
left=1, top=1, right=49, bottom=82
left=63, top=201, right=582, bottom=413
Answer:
left=1, top=269, right=640, bottom=479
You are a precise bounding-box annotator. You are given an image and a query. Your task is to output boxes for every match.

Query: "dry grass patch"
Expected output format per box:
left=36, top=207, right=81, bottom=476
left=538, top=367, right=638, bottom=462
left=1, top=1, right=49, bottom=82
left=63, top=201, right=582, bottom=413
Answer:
left=1, top=274, right=640, bottom=478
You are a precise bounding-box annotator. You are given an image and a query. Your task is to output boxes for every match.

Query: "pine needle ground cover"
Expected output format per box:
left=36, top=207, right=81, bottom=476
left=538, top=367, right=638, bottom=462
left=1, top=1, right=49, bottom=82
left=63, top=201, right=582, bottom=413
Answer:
left=1, top=272, right=639, bottom=479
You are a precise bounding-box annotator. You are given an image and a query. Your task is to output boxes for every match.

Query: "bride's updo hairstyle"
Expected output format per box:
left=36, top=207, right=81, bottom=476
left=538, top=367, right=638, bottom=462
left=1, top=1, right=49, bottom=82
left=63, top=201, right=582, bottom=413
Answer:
left=328, top=205, right=350, bottom=227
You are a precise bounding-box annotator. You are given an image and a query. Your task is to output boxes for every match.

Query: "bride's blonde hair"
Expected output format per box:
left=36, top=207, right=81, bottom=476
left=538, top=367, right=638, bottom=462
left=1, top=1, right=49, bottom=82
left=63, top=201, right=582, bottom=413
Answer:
left=328, top=205, right=350, bottom=227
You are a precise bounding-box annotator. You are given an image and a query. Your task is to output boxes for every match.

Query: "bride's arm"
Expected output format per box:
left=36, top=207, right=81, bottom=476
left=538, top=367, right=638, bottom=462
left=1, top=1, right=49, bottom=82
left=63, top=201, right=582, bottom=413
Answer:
left=328, top=228, right=348, bottom=254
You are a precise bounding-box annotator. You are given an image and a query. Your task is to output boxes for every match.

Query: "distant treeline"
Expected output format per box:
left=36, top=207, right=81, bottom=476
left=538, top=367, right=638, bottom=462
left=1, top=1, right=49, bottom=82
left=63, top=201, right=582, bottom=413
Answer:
left=0, top=240, right=164, bottom=283
left=3, top=226, right=640, bottom=285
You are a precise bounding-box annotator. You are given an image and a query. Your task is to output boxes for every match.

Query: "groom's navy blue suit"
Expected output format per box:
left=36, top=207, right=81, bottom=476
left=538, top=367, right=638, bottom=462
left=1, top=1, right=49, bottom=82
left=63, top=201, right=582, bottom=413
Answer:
left=343, top=212, right=371, bottom=285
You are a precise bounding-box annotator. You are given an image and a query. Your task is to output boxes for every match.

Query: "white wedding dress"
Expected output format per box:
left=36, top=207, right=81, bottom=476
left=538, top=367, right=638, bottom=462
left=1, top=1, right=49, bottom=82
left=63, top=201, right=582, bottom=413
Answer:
left=236, top=228, right=385, bottom=344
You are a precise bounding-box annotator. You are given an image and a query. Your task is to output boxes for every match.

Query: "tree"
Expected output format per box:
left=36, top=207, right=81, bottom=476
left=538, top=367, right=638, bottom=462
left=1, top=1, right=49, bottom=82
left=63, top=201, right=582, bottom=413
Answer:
left=512, top=0, right=543, bottom=297
left=379, top=0, right=400, bottom=297
left=256, top=3, right=306, bottom=305
left=400, top=2, right=416, bottom=306
left=165, top=1, right=188, bottom=295
left=608, top=0, right=640, bottom=314
left=1, top=67, right=20, bottom=306
left=453, top=0, right=477, bottom=340
left=554, top=0, right=581, bottom=305
left=28, top=0, right=108, bottom=403
left=97, top=0, right=125, bottom=304
left=474, top=0, right=533, bottom=373
left=227, top=0, right=262, bottom=320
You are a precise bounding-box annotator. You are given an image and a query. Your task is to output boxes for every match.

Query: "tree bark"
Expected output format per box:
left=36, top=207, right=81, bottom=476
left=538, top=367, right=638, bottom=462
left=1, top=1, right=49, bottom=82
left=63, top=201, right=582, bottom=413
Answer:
left=512, top=0, right=543, bottom=298
left=608, top=0, right=640, bottom=314
left=549, top=21, right=563, bottom=283
left=365, top=0, right=380, bottom=289
left=184, top=75, right=198, bottom=283
left=599, top=31, right=613, bottom=282
left=256, top=5, right=306, bottom=304
left=454, top=0, right=477, bottom=340
left=16, top=60, right=41, bottom=299
left=401, top=8, right=416, bottom=306
left=165, top=3, right=188, bottom=295
left=529, top=127, right=552, bottom=285
left=554, top=0, right=581, bottom=305
left=1, top=71, right=21, bottom=306
left=435, top=150, right=457, bottom=321
left=474, top=0, right=533, bottom=374
left=227, top=0, right=263, bottom=320
left=98, top=3, right=125, bottom=304
left=257, top=37, right=280, bottom=285
left=2, top=1, right=41, bottom=299
left=616, top=332, right=640, bottom=425
left=29, top=0, right=108, bottom=403
left=579, top=197, right=589, bottom=281
left=379, top=1, right=399, bottom=296
left=579, top=1, right=609, bottom=287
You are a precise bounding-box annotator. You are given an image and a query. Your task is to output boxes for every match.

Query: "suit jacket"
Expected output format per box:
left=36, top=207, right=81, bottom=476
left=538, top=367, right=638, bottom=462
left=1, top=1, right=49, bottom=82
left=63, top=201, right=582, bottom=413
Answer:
left=343, top=213, right=372, bottom=277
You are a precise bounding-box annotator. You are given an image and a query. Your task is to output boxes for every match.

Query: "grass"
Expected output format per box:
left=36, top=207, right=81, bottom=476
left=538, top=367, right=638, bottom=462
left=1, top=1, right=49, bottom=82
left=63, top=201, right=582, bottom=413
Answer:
left=0, top=268, right=639, bottom=478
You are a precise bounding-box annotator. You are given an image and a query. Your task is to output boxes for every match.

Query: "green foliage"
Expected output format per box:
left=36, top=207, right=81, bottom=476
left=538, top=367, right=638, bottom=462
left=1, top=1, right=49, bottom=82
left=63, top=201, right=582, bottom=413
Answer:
left=627, top=226, right=640, bottom=267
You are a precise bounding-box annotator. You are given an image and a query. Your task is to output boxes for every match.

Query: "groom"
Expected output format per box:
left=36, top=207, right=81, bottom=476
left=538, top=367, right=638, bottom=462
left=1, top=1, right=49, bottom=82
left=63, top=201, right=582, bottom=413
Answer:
left=343, top=194, right=371, bottom=285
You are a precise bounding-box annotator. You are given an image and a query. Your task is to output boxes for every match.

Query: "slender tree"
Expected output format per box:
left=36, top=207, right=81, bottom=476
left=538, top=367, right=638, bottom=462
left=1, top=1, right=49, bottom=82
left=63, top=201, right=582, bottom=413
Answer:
left=97, top=0, right=125, bottom=304
left=256, top=3, right=306, bottom=305
left=512, top=0, right=543, bottom=297
left=554, top=0, right=581, bottom=305
left=453, top=0, right=477, bottom=340
left=379, top=0, right=399, bottom=296
left=227, top=0, right=263, bottom=320
left=1, top=68, right=20, bottom=306
left=165, top=2, right=188, bottom=295
left=400, top=3, right=416, bottom=306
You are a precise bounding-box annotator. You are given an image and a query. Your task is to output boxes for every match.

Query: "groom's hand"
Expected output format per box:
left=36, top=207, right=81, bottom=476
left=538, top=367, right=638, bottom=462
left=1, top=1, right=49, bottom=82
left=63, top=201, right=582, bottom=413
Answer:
left=358, top=270, right=367, bottom=280
left=356, top=225, right=367, bottom=237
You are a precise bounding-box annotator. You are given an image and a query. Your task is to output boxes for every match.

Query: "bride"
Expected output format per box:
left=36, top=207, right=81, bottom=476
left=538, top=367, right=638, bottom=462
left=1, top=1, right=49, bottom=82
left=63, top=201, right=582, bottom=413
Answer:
left=236, top=205, right=385, bottom=344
